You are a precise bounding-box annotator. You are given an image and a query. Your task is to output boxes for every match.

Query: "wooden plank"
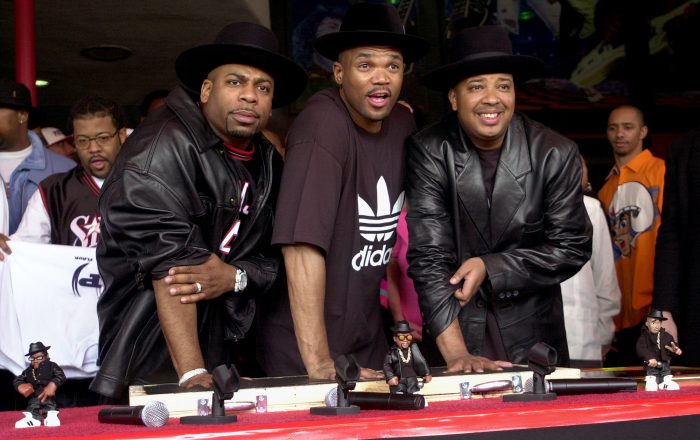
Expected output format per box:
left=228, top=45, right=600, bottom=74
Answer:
left=129, top=365, right=582, bottom=417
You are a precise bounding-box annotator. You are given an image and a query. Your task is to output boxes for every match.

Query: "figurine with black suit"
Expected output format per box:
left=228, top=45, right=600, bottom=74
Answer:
left=384, top=321, right=432, bottom=394
left=12, top=342, right=65, bottom=427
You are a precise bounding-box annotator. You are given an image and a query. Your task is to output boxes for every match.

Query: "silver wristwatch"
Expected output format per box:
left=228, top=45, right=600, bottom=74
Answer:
left=234, top=267, right=247, bottom=292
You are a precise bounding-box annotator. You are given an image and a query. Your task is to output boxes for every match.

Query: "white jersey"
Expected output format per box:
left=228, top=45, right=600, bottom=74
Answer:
left=0, top=241, right=101, bottom=377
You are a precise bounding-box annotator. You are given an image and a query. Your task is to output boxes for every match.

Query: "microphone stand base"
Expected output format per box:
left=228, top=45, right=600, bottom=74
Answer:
left=310, top=405, right=360, bottom=416
left=180, top=414, right=238, bottom=425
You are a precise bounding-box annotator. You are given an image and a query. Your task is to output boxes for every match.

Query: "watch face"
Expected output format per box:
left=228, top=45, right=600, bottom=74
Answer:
left=239, top=271, right=247, bottom=291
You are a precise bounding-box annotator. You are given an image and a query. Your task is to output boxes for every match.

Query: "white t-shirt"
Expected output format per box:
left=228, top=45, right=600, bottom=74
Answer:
left=0, top=145, right=32, bottom=193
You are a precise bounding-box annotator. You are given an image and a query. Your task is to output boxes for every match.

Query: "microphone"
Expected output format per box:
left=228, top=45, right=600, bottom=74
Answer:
left=524, top=378, right=637, bottom=395
left=325, top=388, right=425, bottom=410
left=98, top=401, right=170, bottom=427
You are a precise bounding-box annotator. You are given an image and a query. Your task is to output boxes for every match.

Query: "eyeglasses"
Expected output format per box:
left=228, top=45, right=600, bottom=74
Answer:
left=73, top=129, right=119, bottom=150
left=30, top=355, right=45, bottom=361
left=397, top=334, right=413, bottom=341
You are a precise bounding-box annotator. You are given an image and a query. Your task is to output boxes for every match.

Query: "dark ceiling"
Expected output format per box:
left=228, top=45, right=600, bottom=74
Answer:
left=0, top=0, right=270, bottom=124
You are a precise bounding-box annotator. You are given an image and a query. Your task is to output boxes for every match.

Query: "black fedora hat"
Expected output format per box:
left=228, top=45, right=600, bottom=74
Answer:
left=176, top=22, right=307, bottom=108
left=25, top=341, right=50, bottom=356
left=391, top=320, right=414, bottom=334
left=647, top=310, right=667, bottom=321
left=0, top=78, right=33, bottom=110
left=314, top=3, right=429, bottom=64
left=421, top=25, right=545, bottom=91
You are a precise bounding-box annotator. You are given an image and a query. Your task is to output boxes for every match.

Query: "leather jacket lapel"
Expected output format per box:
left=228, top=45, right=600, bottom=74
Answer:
left=490, top=119, right=530, bottom=245
left=452, top=122, right=491, bottom=247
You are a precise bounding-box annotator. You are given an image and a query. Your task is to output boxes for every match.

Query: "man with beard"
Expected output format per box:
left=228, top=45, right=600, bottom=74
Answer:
left=0, top=96, right=125, bottom=254
left=91, top=22, right=306, bottom=400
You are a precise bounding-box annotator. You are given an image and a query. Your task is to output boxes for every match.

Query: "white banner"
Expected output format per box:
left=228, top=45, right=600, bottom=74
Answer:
left=0, top=241, right=101, bottom=378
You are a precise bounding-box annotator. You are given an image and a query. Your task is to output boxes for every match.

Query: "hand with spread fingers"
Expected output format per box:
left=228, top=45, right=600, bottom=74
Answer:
left=445, top=354, right=512, bottom=374
left=164, top=254, right=237, bottom=304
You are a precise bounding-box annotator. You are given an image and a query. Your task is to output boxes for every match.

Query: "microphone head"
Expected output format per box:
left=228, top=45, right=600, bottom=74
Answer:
left=141, top=401, right=169, bottom=427
left=325, top=387, right=338, bottom=407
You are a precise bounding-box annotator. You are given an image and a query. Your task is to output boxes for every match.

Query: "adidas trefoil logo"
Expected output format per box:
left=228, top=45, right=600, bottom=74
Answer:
left=352, top=177, right=403, bottom=271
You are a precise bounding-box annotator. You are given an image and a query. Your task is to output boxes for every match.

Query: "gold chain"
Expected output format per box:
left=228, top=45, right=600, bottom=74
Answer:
left=398, top=347, right=411, bottom=364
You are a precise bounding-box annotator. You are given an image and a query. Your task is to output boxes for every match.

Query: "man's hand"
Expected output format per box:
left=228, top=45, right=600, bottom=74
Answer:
left=445, top=354, right=511, bottom=374
left=360, top=367, right=384, bottom=380
left=436, top=320, right=513, bottom=373
left=37, top=381, right=57, bottom=402
left=450, top=257, right=487, bottom=306
left=307, top=359, right=337, bottom=381
left=181, top=372, right=214, bottom=390
left=387, top=376, right=399, bottom=386
left=662, top=311, right=679, bottom=343
left=423, top=374, right=433, bottom=384
left=647, top=358, right=659, bottom=368
left=164, top=254, right=236, bottom=304
left=0, top=233, right=12, bottom=261
left=17, top=383, right=34, bottom=397
left=666, top=341, right=682, bottom=356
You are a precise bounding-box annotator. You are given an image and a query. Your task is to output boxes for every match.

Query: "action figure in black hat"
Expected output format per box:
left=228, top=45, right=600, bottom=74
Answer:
left=637, top=309, right=682, bottom=391
left=13, top=342, right=66, bottom=427
left=383, top=321, right=432, bottom=394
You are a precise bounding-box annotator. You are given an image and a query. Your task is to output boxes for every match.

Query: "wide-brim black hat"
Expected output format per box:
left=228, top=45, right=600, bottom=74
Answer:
left=0, top=78, right=33, bottom=110
left=315, top=3, right=429, bottom=64
left=391, top=320, right=414, bottom=334
left=176, top=22, right=307, bottom=108
left=647, top=310, right=667, bottom=321
left=421, top=25, right=545, bottom=91
left=26, top=341, right=50, bottom=356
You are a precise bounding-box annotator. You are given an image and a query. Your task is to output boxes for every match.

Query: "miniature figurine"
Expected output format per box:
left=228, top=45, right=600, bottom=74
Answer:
left=13, top=342, right=66, bottom=427
left=636, top=310, right=682, bottom=391
left=384, top=321, right=432, bottom=394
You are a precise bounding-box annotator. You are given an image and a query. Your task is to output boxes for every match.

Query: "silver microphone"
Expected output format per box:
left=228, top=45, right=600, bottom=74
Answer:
left=98, top=401, right=170, bottom=427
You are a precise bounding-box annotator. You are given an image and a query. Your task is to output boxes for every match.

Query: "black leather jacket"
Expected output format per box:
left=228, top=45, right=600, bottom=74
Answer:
left=406, top=112, right=592, bottom=365
left=91, top=86, right=281, bottom=398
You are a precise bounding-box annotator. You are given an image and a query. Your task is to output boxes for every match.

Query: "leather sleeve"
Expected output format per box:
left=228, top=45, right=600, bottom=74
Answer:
left=405, top=136, right=462, bottom=339
left=99, top=148, right=212, bottom=283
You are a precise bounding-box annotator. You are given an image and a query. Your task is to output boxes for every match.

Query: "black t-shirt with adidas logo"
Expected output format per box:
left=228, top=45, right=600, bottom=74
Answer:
left=262, top=87, right=416, bottom=375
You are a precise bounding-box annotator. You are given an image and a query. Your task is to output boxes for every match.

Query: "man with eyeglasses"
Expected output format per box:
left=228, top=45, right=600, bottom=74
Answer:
left=383, top=320, right=431, bottom=395
left=0, top=96, right=125, bottom=257
left=13, top=342, right=66, bottom=426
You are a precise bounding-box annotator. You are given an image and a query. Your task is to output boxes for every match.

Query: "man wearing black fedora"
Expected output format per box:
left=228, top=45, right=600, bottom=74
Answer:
left=258, top=3, right=429, bottom=380
left=406, top=25, right=591, bottom=373
left=92, top=22, right=307, bottom=399
left=13, top=342, right=66, bottom=426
